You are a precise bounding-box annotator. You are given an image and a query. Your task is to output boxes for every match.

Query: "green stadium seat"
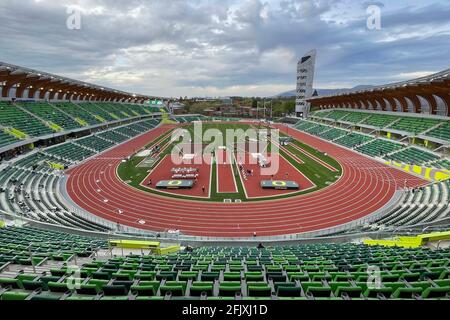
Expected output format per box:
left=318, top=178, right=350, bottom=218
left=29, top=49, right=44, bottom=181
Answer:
left=201, top=272, right=220, bottom=281
left=102, top=285, right=128, bottom=296
left=306, top=286, right=333, bottom=298
left=224, top=272, right=241, bottom=281
left=0, top=291, right=30, bottom=300
left=156, top=271, right=177, bottom=281
left=392, top=287, right=422, bottom=299
left=190, top=282, right=214, bottom=296
left=244, top=272, right=264, bottom=281
left=160, top=281, right=186, bottom=296
left=76, top=284, right=99, bottom=295
left=276, top=284, right=302, bottom=297
left=335, top=286, right=363, bottom=298
left=247, top=282, right=272, bottom=297
left=0, top=277, right=20, bottom=289
left=422, top=286, right=450, bottom=299
left=364, top=287, right=393, bottom=299
left=219, top=282, right=242, bottom=297
left=48, top=281, right=70, bottom=293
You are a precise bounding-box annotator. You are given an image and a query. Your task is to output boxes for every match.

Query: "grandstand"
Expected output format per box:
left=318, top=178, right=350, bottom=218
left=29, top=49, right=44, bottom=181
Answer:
left=0, top=224, right=449, bottom=300
left=0, top=48, right=449, bottom=306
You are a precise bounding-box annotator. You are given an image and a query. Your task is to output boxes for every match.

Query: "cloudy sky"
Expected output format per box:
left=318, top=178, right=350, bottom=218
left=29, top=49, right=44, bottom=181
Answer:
left=0, top=0, right=449, bottom=97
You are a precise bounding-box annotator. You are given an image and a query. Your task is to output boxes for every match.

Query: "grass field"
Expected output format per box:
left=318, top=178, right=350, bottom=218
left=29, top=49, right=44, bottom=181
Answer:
left=117, top=122, right=342, bottom=202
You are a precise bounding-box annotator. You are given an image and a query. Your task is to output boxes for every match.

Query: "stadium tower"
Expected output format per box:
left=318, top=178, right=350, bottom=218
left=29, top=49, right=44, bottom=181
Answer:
left=295, top=49, right=317, bottom=118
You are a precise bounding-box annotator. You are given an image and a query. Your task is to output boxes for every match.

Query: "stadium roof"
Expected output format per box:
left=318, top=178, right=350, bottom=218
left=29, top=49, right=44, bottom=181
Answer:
left=0, top=61, right=159, bottom=103
left=307, top=68, right=450, bottom=116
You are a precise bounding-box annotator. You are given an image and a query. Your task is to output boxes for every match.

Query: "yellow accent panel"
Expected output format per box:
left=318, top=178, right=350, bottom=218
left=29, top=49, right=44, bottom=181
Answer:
left=109, top=239, right=160, bottom=249
left=45, top=161, right=65, bottom=170
left=109, top=113, right=120, bottom=120
left=131, top=110, right=140, bottom=116
left=156, top=245, right=180, bottom=255
left=364, top=231, right=450, bottom=248
left=363, top=237, right=422, bottom=248
left=0, top=220, right=5, bottom=228
left=4, top=127, right=28, bottom=139
left=48, top=121, right=63, bottom=132
left=75, top=117, right=88, bottom=126
left=412, top=165, right=423, bottom=175
left=121, top=111, right=130, bottom=117
left=94, top=115, right=106, bottom=122
left=418, top=231, right=450, bottom=242
left=435, top=171, right=450, bottom=181
left=385, top=161, right=449, bottom=182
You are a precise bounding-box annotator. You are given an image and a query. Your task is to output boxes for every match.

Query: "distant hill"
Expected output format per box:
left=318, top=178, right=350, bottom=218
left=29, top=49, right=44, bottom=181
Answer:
left=275, top=85, right=375, bottom=98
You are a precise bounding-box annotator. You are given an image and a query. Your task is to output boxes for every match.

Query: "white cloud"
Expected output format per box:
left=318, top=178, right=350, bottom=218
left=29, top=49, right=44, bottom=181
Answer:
left=1, top=0, right=449, bottom=97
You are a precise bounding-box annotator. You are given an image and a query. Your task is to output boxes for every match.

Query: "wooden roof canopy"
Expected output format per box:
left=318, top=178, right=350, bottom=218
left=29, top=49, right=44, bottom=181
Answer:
left=0, top=61, right=159, bottom=103
left=307, top=69, right=450, bottom=117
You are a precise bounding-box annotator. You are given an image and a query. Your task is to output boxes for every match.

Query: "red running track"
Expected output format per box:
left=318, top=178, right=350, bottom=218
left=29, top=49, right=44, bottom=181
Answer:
left=216, top=150, right=238, bottom=193
left=66, top=123, right=428, bottom=237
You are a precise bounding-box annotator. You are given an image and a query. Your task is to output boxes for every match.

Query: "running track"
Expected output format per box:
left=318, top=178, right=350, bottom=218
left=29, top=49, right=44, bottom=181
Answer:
left=65, top=123, right=428, bottom=237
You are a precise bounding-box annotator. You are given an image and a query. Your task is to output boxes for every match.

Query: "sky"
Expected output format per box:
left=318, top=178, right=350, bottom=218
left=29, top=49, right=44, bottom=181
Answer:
left=0, top=0, right=449, bottom=98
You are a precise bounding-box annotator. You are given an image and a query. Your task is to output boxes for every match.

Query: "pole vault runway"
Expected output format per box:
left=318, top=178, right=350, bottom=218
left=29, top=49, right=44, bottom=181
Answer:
left=65, top=123, right=428, bottom=237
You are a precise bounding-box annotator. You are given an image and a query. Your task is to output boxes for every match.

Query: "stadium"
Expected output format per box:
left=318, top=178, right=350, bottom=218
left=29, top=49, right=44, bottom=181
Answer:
left=0, top=0, right=449, bottom=306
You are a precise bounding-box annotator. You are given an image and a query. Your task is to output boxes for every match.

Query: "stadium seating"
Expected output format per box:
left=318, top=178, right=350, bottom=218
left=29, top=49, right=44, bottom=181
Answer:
left=74, top=135, right=115, bottom=152
left=303, top=123, right=330, bottom=136
left=317, top=128, right=348, bottom=141
left=294, top=116, right=448, bottom=169
left=371, top=180, right=450, bottom=227
left=294, top=120, right=319, bottom=132
left=386, top=147, right=440, bottom=166
left=340, top=112, right=370, bottom=124
left=176, top=116, right=207, bottom=123
left=44, top=142, right=95, bottom=163
left=355, top=139, right=405, bottom=157
left=431, top=159, right=450, bottom=170
left=0, top=101, right=160, bottom=151
left=0, top=233, right=449, bottom=300
left=361, top=114, right=398, bottom=128
left=0, top=101, right=54, bottom=137
left=0, top=118, right=160, bottom=231
left=53, top=102, right=102, bottom=126
left=388, top=118, right=441, bottom=134
left=18, top=102, right=81, bottom=131
left=0, top=131, right=20, bottom=148
left=311, top=110, right=348, bottom=121
left=334, top=132, right=373, bottom=148
left=426, top=122, right=450, bottom=142
left=311, top=110, right=449, bottom=140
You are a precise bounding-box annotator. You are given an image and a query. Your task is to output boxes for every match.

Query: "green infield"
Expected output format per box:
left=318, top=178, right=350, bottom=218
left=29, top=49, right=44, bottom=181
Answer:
left=117, top=122, right=342, bottom=202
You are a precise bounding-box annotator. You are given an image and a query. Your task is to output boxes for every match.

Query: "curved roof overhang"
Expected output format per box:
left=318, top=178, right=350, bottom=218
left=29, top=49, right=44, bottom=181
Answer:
left=0, top=61, right=161, bottom=104
left=308, top=69, right=450, bottom=116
